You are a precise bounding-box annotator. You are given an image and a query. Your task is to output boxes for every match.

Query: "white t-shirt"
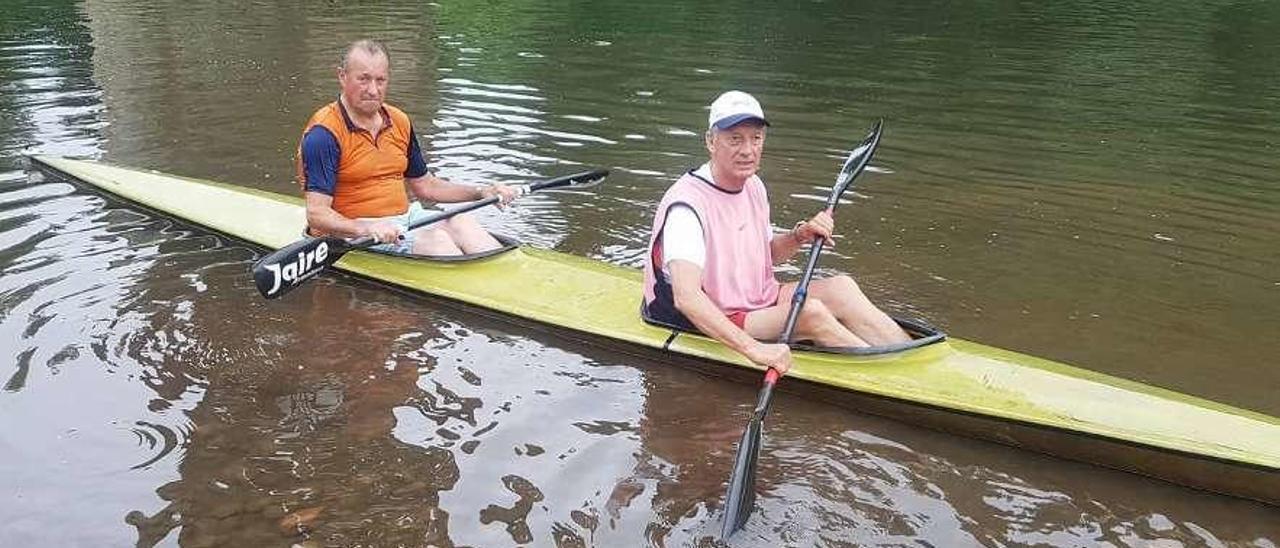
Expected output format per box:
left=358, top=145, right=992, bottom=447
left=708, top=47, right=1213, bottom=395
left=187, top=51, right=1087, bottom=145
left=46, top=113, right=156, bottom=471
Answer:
left=661, top=164, right=773, bottom=276
left=662, top=204, right=706, bottom=274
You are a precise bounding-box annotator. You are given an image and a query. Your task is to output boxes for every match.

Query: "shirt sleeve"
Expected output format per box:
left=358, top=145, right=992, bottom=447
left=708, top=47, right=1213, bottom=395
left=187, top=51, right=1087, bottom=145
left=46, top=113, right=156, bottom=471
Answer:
left=300, top=126, right=340, bottom=195
left=404, top=124, right=429, bottom=179
left=661, top=204, right=707, bottom=276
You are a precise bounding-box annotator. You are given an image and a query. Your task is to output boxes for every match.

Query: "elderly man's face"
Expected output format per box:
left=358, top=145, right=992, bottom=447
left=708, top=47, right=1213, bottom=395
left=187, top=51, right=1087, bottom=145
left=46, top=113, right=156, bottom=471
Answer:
left=338, top=49, right=389, bottom=118
left=706, top=122, right=766, bottom=183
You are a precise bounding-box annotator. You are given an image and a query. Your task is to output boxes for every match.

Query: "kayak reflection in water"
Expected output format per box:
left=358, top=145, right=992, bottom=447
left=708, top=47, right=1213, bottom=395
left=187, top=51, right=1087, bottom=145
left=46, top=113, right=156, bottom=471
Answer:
left=125, top=284, right=461, bottom=546
left=641, top=91, right=910, bottom=375
left=295, top=38, right=517, bottom=256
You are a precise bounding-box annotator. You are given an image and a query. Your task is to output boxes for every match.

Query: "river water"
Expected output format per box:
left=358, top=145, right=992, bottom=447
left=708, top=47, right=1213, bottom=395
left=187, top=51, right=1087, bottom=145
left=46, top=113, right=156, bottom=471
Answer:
left=1, top=0, right=1277, bottom=546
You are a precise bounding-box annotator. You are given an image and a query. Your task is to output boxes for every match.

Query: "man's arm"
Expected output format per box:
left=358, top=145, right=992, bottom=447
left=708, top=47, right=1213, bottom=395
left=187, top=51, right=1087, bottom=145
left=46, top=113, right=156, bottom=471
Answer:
left=769, top=210, right=836, bottom=264
left=402, top=128, right=515, bottom=205
left=407, top=174, right=486, bottom=203
left=769, top=225, right=807, bottom=263
left=669, top=260, right=793, bottom=375
left=305, top=192, right=399, bottom=242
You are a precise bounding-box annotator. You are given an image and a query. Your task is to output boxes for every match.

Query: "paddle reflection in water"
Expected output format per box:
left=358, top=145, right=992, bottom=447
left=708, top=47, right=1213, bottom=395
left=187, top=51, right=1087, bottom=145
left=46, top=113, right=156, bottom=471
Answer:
left=605, top=362, right=999, bottom=545
left=606, top=361, right=1280, bottom=545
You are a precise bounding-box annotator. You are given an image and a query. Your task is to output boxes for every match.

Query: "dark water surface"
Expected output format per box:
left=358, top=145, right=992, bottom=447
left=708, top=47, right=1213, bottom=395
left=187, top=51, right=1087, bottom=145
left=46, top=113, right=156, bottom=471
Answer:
left=2, top=0, right=1277, bottom=546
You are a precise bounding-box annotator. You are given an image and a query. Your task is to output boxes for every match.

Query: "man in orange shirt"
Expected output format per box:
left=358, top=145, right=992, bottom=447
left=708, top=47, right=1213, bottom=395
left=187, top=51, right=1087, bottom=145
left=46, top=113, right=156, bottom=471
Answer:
left=297, top=39, right=516, bottom=255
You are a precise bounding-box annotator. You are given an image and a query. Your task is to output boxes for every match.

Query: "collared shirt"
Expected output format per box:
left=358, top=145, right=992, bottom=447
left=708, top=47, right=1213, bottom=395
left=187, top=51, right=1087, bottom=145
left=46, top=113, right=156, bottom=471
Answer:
left=295, top=99, right=428, bottom=219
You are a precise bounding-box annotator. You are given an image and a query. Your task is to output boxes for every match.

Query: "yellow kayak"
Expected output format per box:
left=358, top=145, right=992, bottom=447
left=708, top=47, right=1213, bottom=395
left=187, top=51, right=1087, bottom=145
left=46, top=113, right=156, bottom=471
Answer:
left=29, top=155, right=1280, bottom=507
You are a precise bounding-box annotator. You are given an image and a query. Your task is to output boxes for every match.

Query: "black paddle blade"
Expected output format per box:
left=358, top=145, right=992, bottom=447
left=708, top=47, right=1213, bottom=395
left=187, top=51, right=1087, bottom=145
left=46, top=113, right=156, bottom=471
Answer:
left=528, top=168, right=610, bottom=192
left=721, top=413, right=765, bottom=537
left=829, top=119, right=884, bottom=205
left=721, top=370, right=780, bottom=538
left=251, top=236, right=349, bottom=299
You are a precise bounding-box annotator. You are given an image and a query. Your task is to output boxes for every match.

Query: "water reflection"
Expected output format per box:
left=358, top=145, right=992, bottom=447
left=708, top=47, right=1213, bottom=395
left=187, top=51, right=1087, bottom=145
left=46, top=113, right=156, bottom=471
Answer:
left=2, top=175, right=1277, bottom=545
left=117, top=283, right=465, bottom=546
left=0, top=3, right=101, bottom=165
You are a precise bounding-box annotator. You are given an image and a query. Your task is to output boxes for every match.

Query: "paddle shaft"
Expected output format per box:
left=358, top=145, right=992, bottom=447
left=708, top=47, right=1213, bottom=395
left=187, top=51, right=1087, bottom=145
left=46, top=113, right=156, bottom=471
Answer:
left=777, top=121, right=878, bottom=347
left=721, top=120, right=883, bottom=538
left=347, top=192, right=504, bottom=249
left=751, top=202, right=835, bottom=429
left=757, top=205, right=835, bottom=411
left=778, top=206, right=837, bottom=346
left=349, top=173, right=587, bottom=247
left=336, top=168, right=603, bottom=250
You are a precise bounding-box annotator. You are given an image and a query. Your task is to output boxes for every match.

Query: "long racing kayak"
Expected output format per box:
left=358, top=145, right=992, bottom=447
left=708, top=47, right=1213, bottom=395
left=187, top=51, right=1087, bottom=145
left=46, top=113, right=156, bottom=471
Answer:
left=28, top=155, right=1280, bottom=506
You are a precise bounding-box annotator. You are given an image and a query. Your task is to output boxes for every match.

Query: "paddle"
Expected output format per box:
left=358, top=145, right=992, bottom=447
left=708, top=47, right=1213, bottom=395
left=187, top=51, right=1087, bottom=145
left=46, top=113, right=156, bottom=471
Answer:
left=720, top=119, right=884, bottom=538
left=251, top=169, right=609, bottom=299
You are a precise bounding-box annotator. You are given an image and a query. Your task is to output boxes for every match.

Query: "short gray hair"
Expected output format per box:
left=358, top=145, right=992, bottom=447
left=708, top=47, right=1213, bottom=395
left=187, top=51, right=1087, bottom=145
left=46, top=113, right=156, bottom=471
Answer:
left=340, top=39, right=390, bottom=70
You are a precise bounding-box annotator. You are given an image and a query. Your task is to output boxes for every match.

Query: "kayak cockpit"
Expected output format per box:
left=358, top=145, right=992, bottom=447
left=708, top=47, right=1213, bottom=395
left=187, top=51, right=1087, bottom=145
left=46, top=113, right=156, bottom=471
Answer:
left=790, top=316, right=946, bottom=355
left=644, top=302, right=946, bottom=356
left=365, top=232, right=521, bottom=262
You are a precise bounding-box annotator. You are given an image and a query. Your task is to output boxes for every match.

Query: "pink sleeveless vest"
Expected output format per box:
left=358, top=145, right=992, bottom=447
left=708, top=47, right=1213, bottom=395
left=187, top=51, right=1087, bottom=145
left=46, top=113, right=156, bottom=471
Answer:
left=643, top=170, right=780, bottom=315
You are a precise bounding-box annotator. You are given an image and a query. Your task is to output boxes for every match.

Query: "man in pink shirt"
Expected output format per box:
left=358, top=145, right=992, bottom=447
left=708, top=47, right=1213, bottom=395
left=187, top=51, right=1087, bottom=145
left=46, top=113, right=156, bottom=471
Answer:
left=642, top=91, right=910, bottom=375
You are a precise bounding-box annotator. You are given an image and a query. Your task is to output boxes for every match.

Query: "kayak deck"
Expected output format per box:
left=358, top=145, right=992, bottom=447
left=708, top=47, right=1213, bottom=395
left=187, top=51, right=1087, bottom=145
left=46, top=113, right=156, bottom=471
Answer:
left=29, top=155, right=1280, bottom=506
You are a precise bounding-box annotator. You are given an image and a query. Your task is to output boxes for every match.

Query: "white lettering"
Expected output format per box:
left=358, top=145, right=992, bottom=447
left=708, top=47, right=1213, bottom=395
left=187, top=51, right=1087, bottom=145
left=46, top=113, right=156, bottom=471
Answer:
left=266, top=263, right=282, bottom=295
left=264, top=241, right=333, bottom=297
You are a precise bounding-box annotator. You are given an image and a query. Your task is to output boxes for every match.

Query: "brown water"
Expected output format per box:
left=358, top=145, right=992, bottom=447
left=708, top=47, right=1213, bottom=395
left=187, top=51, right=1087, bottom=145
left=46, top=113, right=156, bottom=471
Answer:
left=1, top=0, right=1278, bottom=546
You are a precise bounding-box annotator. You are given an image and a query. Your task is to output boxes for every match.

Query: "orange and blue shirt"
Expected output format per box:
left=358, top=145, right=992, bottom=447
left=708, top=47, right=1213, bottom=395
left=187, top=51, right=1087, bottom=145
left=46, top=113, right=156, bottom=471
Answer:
left=296, top=100, right=429, bottom=219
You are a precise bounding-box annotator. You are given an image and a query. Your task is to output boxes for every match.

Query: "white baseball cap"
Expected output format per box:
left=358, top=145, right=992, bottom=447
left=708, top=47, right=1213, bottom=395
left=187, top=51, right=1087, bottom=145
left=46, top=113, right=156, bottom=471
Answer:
left=708, top=90, right=769, bottom=131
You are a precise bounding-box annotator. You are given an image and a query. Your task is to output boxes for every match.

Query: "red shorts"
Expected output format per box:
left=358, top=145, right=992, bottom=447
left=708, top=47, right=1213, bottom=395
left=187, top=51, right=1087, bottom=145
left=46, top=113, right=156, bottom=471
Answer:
left=727, top=310, right=748, bottom=329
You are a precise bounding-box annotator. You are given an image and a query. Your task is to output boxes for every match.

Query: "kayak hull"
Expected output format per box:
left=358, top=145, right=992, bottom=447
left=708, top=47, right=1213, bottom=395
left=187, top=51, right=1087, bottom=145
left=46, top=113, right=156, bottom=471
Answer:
left=28, top=156, right=1280, bottom=506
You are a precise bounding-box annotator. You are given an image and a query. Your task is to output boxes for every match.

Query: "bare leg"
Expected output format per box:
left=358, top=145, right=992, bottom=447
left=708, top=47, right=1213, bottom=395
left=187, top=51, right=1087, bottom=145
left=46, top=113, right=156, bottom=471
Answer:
left=409, top=226, right=463, bottom=256
left=440, top=214, right=501, bottom=254
left=744, top=287, right=868, bottom=347
left=806, top=275, right=910, bottom=345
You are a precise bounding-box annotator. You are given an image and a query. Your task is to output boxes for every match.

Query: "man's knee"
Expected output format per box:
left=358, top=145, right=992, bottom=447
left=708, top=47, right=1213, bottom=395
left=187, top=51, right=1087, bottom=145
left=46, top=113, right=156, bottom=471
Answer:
left=445, top=213, right=482, bottom=232
left=829, top=274, right=861, bottom=294
left=796, top=298, right=864, bottom=345
left=411, top=227, right=459, bottom=254
left=798, top=298, right=840, bottom=328
left=418, top=227, right=453, bottom=244
left=821, top=275, right=875, bottom=312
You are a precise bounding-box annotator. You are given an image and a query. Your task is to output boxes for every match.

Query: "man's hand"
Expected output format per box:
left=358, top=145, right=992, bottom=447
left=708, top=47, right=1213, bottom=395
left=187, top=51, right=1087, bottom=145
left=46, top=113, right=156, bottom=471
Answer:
left=745, top=341, right=793, bottom=376
left=362, top=221, right=402, bottom=244
left=479, top=183, right=519, bottom=208
left=793, top=210, right=836, bottom=246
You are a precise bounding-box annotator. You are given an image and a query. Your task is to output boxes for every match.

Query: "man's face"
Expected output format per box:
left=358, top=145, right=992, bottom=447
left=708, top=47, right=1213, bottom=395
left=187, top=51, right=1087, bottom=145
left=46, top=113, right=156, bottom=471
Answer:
left=706, top=121, right=766, bottom=182
left=338, top=49, right=389, bottom=118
